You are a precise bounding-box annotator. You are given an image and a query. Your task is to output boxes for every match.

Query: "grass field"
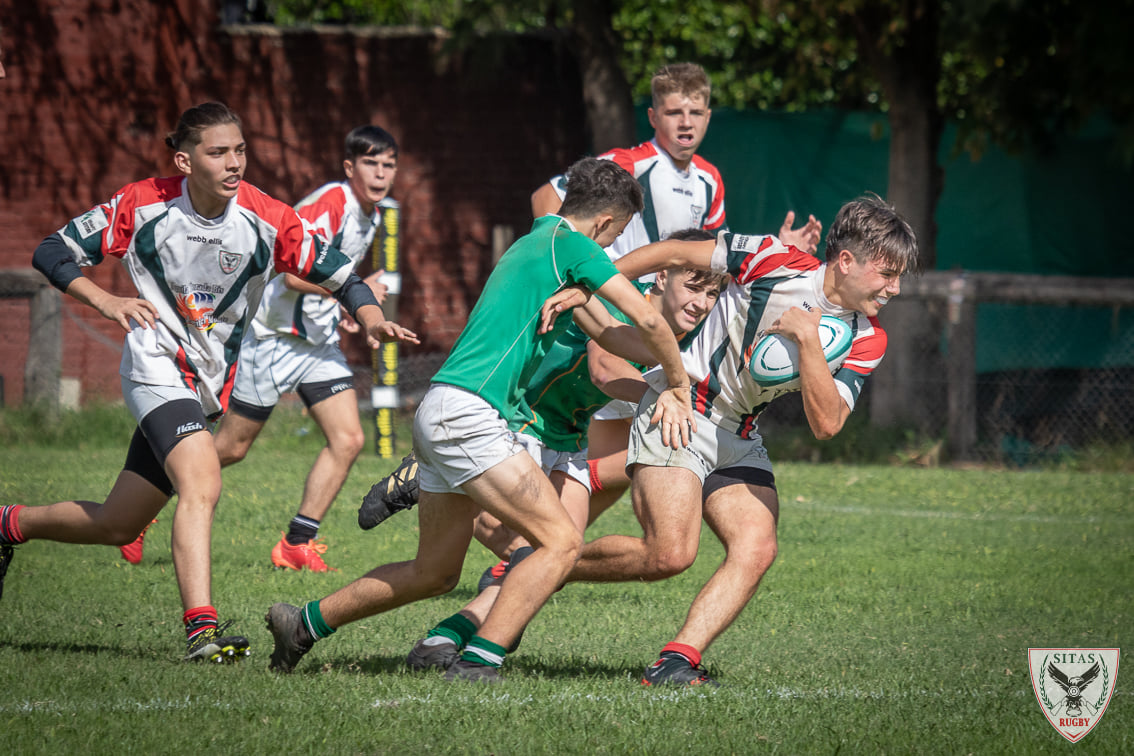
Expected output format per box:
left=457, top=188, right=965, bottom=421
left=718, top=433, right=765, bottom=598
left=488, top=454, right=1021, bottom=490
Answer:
left=0, top=405, right=1130, bottom=754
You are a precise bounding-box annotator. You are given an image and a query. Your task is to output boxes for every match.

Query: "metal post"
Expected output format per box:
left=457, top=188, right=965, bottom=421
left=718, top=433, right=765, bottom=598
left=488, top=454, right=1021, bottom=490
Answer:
left=371, top=198, right=402, bottom=457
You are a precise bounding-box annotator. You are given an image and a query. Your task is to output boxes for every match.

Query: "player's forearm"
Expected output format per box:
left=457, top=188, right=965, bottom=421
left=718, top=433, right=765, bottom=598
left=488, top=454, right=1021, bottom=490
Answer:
left=599, top=376, right=649, bottom=403
left=589, top=323, right=656, bottom=366
left=615, top=239, right=715, bottom=280
left=353, top=303, right=387, bottom=332
left=588, top=343, right=651, bottom=402
left=636, top=317, right=689, bottom=389
left=797, top=348, right=849, bottom=439
left=282, top=273, right=332, bottom=296
left=62, top=275, right=114, bottom=311
left=530, top=182, right=562, bottom=217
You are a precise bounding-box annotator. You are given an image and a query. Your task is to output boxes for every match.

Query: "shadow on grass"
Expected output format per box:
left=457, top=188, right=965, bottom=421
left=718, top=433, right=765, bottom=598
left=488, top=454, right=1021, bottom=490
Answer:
left=0, top=639, right=159, bottom=660
left=281, top=649, right=641, bottom=683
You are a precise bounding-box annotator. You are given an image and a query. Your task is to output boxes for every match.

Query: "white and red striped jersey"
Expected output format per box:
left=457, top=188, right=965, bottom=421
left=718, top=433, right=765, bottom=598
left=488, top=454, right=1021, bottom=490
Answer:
left=249, top=182, right=377, bottom=346
left=644, top=232, right=887, bottom=439
left=550, top=139, right=726, bottom=261
left=57, top=177, right=359, bottom=415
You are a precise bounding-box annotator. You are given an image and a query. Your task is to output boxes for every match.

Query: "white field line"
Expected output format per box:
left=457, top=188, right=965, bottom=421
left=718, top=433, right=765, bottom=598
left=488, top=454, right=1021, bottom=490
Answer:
left=791, top=499, right=1133, bottom=526
left=3, top=688, right=1127, bottom=714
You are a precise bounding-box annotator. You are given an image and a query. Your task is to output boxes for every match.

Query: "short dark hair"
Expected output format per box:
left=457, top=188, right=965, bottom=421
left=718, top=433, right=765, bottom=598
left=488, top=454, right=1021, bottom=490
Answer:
left=345, top=125, right=398, bottom=161
left=557, top=157, right=643, bottom=221
left=662, top=228, right=728, bottom=289
left=165, top=102, right=242, bottom=151
left=825, top=193, right=920, bottom=275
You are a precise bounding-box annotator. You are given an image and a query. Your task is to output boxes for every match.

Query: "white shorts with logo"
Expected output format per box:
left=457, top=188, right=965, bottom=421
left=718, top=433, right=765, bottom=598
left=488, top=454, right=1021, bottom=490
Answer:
left=413, top=384, right=528, bottom=494
left=591, top=398, right=639, bottom=422
left=627, top=387, right=774, bottom=484
left=231, top=334, right=352, bottom=409
left=515, top=432, right=592, bottom=493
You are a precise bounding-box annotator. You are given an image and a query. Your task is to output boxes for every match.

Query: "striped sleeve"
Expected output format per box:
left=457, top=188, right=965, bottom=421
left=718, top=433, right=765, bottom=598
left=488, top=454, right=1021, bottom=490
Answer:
left=600, top=142, right=656, bottom=174
left=833, top=316, right=887, bottom=409
left=719, top=232, right=821, bottom=285
left=239, top=183, right=353, bottom=291
left=58, top=182, right=145, bottom=265
left=692, top=155, right=726, bottom=231
left=842, top=316, right=887, bottom=376
left=294, top=184, right=348, bottom=242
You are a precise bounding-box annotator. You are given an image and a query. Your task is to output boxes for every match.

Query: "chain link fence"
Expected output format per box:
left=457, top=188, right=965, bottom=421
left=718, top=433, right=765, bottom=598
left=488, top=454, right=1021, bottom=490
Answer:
left=360, top=275, right=1134, bottom=468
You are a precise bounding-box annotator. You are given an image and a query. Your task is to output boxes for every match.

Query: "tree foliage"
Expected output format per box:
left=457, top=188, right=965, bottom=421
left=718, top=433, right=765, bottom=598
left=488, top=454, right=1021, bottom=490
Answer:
left=258, top=0, right=1134, bottom=159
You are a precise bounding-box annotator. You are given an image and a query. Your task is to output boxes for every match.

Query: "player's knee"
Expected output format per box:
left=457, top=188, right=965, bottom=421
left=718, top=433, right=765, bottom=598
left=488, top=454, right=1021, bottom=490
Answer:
left=735, top=537, right=778, bottom=580
left=215, top=441, right=249, bottom=467
left=329, top=427, right=365, bottom=460
left=103, top=522, right=150, bottom=546
left=546, top=527, right=583, bottom=564
left=417, top=566, right=462, bottom=597
left=645, top=545, right=697, bottom=580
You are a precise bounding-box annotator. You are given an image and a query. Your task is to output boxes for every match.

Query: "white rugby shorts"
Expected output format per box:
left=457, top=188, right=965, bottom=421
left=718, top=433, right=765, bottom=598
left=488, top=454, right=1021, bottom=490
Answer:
left=231, top=333, right=351, bottom=409
left=413, top=384, right=526, bottom=493
left=626, top=387, right=774, bottom=484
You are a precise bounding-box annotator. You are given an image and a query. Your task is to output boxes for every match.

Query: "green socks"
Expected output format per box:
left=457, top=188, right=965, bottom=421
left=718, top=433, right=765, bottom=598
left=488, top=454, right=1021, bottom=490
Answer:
left=426, top=613, right=478, bottom=648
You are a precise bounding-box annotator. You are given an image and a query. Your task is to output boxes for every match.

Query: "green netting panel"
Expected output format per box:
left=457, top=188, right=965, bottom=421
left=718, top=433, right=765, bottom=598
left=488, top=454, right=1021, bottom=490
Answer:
left=635, top=106, right=1134, bottom=371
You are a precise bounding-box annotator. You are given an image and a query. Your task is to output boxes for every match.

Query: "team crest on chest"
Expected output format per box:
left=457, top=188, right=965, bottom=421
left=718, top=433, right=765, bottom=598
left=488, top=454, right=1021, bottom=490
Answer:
left=1028, top=648, right=1120, bottom=743
left=689, top=204, right=704, bottom=225
left=219, top=250, right=242, bottom=274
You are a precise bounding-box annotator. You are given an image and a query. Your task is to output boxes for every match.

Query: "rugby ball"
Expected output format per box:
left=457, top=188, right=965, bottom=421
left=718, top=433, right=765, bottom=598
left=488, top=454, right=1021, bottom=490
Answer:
left=748, top=315, right=852, bottom=388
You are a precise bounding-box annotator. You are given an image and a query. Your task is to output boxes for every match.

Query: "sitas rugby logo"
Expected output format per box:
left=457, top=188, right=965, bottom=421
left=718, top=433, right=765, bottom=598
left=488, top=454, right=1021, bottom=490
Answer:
left=1028, top=648, right=1119, bottom=743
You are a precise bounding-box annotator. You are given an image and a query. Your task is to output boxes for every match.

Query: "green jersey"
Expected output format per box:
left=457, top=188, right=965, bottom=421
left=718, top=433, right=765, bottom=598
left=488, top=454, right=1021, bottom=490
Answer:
left=511, top=283, right=657, bottom=452
left=431, top=215, right=620, bottom=425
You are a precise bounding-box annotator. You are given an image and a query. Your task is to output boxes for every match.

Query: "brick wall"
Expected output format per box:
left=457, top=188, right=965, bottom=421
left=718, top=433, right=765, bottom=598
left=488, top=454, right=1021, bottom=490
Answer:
left=0, top=0, right=586, bottom=405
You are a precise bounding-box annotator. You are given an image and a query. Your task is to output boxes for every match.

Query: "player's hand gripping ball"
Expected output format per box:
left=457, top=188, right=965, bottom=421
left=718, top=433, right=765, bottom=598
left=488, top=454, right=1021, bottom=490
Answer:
left=749, top=315, right=852, bottom=388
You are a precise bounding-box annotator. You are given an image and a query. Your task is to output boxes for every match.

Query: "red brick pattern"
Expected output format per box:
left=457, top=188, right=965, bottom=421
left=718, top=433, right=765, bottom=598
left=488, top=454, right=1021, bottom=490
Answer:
left=0, top=0, right=586, bottom=405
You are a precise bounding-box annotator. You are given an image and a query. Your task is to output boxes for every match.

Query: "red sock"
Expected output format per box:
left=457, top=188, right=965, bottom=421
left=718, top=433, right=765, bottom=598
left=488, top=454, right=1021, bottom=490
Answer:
left=1, top=504, right=26, bottom=543
left=587, top=459, right=604, bottom=492
left=183, top=605, right=218, bottom=638
left=662, top=641, right=701, bottom=667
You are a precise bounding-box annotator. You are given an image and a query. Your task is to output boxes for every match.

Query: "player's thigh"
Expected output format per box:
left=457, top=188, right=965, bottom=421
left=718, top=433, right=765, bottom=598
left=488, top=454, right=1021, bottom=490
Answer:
left=462, top=451, right=577, bottom=551
left=415, top=490, right=479, bottom=573
left=212, top=410, right=266, bottom=463
left=99, top=470, right=172, bottom=537
left=629, top=463, right=704, bottom=550
left=163, top=430, right=223, bottom=501
left=587, top=417, right=632, bottom=459
left=701, top=479, right=779, bottom=557
left=551, top=470, right=590, bottom=534
left=306, top=386, right=363, bottom=444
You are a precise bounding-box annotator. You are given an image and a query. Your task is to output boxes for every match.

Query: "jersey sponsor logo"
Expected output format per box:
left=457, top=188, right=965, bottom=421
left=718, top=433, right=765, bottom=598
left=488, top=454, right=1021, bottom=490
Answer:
left=1029, top=648, right=1120, bottom=743
left=175, top=421, right=205, bottom=436
left=175, top=291, right=217, bottom=331
left=731, top=234, right=754, bottom=252
left=76, top=209, right=109, bottom=239
left=186, top=234, right=223, bottom=245
left=219, top=250, right=242, bottom=274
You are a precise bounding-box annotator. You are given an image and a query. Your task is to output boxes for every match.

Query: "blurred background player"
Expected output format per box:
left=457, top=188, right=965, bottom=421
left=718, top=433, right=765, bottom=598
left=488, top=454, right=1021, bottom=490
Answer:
left=531, top=62, right=727, bottom=275
left=208, top=125, right=400, bottom=573
left=0, top=102, right=415, bottom=662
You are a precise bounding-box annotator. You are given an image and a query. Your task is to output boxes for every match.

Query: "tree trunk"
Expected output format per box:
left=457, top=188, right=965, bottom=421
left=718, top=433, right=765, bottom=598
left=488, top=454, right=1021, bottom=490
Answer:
left=852, top=1, right=946, bottom=430
left=570, top=0, right=636, bottom=153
